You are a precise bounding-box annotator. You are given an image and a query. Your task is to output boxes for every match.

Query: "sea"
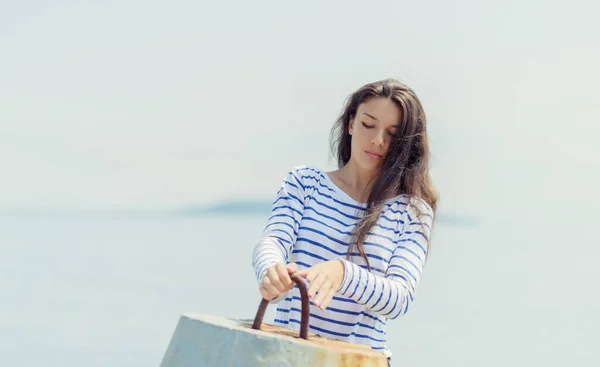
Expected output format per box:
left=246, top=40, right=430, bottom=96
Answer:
left=0, top=202, right=597, bottom=367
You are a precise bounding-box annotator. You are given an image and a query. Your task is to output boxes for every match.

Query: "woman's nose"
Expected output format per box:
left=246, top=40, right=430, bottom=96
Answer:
left=371, top=131, right=385, bottom=147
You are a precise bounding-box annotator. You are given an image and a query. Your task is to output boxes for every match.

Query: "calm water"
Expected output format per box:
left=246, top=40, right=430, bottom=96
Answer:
left=0, top=212, right=597, bottom=366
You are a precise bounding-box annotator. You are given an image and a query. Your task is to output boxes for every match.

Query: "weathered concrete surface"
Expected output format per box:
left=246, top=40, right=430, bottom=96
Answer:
left=160, top=313, right=388, bottom=367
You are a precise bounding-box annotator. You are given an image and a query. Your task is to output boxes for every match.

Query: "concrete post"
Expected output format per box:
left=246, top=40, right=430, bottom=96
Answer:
left=160, top=313, right=388, bottom=367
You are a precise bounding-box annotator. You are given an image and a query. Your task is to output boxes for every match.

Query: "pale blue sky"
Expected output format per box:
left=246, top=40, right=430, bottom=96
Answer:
left=1, top=0, right=598, bottom=214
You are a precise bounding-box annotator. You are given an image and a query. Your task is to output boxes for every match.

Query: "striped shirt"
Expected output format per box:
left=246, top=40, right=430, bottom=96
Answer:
left=252, top=165, right=434, bottom=358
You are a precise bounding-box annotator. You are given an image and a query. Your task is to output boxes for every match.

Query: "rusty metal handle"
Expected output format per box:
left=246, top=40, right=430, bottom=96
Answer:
left=252, top=272, right=310, bottom=339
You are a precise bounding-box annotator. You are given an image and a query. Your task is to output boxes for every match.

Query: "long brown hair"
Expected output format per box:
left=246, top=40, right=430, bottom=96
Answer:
left=329, top=78, right=438, bottom=269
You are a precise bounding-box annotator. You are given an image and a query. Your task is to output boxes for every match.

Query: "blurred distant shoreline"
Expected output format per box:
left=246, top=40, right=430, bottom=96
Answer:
left=178, top=199, right=480, bottom=227
left=0, top=199, right=480, bottom=227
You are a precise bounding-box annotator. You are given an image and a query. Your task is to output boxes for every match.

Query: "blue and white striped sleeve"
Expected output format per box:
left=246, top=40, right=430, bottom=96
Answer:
left=252, top=168, right=306, bottom=288
left=337, top=199, right=433, bottom=319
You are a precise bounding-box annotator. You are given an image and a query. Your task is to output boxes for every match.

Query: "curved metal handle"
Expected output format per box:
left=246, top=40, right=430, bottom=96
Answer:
left=252, top=273, right=310, bottom=339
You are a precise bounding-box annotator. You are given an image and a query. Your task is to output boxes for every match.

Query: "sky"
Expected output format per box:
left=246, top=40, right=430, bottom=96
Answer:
left=1, top=0, right=598, bottom=215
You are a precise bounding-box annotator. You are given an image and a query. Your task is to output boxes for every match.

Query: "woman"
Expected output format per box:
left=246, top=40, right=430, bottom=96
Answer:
left=252, top=78, right=438, bottom=363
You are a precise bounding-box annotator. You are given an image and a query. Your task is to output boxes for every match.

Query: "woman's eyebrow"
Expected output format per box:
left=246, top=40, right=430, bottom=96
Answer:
left=362, top=113, right=378, bottom=121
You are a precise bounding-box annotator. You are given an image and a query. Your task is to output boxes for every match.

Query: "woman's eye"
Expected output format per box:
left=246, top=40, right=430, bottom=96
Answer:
left=361, top=122, right=373, bottom=129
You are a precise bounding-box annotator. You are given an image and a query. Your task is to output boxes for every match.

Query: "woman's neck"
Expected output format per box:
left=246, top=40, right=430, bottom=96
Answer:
left=331, top=160, right=379, bottom=203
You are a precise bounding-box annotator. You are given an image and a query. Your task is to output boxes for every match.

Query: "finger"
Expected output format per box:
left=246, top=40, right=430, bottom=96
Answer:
left=275, top=263, right=293, bottom=290
left=318, top=285, right=337, bottom=310
left=303, top=267, right=319, bottom=283
left=267, top=267, right=286, bottom=292
left=307, top=273, right=327, bottom=298
left=261, top=276, right=280, bottom=298
left=286, top=262, right=298, bottom=274
left=312, top=280, right=332, bottom=308
left=296, top=267, right=308, bottom=278
left=259, top=286, right=273, bottom=300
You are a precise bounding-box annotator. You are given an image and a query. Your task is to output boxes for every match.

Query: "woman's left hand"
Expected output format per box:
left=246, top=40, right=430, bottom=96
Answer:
left=296, top=259, right=345, bottom=310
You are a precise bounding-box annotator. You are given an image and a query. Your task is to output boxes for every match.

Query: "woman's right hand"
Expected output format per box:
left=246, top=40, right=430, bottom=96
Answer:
left=259, top=262, right=298, bottom=300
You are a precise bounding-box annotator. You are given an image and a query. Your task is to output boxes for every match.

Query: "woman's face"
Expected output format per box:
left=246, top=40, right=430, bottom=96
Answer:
left=349, top=97, right=402, bottom=173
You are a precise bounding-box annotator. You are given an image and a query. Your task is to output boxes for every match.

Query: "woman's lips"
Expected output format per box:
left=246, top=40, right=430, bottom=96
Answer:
left=366, top=151, right=383, bottom=159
